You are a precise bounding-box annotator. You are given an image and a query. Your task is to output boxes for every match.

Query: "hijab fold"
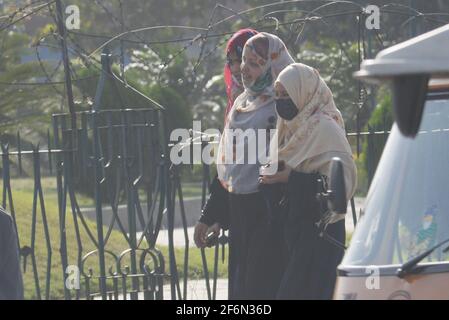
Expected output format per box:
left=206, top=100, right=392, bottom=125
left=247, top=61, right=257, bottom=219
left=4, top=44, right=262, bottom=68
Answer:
left=270, top=63, right=352, bottom=173
left=217, top=33, right=295, bottom=190
left=228, top=33, right=295, bottom=115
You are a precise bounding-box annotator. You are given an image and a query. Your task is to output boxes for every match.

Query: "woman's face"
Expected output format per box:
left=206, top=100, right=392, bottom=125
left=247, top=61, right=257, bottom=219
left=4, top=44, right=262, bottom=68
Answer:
left=274, top=82, right=289, bottom=99
left=241, top=46, right=265, bottom=87
left=275, top=82, right=299, bottom=120
left=227, top=51, right=242, bottom=78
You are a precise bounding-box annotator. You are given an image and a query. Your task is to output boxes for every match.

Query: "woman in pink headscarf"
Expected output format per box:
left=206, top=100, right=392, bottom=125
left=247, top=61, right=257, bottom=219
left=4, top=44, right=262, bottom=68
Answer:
left=223, top=28, right=258, bottom=120
left=195, top=28, right=258, bottom=246
left=196, top=32, right=296, bottom=300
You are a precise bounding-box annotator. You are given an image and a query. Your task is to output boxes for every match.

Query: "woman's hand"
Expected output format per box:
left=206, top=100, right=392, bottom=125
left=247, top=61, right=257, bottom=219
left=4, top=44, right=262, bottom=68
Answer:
left=259, top=162, right=292, bottom=184
left=194, top=222, right=221, bottom=248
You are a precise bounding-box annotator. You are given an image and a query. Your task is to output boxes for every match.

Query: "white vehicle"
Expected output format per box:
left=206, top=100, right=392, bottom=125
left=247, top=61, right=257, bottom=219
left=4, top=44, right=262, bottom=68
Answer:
left=333, top=24, right=449, bottom=299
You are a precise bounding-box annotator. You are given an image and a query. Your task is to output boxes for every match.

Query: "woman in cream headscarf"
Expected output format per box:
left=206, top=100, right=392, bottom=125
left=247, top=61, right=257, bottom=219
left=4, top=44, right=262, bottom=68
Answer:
left=260, top=63, right=357, bottom=299
left=196, top=32, right=295, bottom=299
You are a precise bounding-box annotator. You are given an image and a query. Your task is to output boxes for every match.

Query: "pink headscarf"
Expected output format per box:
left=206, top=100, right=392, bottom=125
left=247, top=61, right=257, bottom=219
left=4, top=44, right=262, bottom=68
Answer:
left=223, top=28, right=258, bottom=119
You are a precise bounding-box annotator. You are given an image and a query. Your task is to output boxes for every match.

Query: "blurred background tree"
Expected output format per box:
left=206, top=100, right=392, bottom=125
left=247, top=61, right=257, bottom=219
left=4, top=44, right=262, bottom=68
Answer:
left=1, top=0, right=448, bottom=187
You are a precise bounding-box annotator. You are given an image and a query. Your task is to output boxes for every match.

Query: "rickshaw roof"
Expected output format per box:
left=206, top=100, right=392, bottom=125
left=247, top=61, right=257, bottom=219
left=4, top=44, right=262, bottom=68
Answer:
left=355, top=23, right=449, bottom=81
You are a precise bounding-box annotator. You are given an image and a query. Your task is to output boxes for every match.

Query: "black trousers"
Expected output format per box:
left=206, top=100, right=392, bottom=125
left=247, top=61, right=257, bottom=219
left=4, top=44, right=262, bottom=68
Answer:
left=276, top=219, right=345, bottom=300
left=276, top=171, right=346, bottom=300
left=227, top=191, right=285, bottom=300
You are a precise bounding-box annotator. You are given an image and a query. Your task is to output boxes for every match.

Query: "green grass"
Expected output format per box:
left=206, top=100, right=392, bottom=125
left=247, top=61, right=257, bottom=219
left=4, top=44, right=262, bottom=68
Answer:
left=1, top=177, right=227, bottom=300
left=180, top=183, right=203, bottom=198
left=136, top=183, right=203, bottom=199
left=2, top=177, right=354, bottom=299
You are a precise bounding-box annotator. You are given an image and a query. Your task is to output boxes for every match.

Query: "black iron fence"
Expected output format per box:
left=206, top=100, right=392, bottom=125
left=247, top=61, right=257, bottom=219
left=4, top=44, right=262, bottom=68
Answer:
left=0, top=106, right=389, bottom=299
left=2, top=108, right=172, bottom=300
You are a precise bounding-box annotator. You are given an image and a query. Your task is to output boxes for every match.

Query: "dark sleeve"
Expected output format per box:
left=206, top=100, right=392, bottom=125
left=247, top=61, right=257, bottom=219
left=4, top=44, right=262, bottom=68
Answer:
left=287, top=171, right=323, bottom=197
left=0, top=209, right=24, bottom=300
left=286, top=171, right=324, bottom=218
left=198, top=175, right=230, bottom=230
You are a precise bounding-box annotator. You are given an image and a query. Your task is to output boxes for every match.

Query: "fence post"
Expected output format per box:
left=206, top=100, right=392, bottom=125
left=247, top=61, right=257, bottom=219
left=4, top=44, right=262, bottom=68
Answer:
left=1, top=144, right=19, bottom=248
left=53, top=115, right=71, bottom=300
left=91, top=111, right=108, bottom=300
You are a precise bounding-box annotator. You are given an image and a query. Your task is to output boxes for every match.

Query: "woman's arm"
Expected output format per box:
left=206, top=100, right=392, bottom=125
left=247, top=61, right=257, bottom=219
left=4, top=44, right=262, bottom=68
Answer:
left=195, top=175, right=230, bottom=248
left=198, top=175, right=230, bottom=230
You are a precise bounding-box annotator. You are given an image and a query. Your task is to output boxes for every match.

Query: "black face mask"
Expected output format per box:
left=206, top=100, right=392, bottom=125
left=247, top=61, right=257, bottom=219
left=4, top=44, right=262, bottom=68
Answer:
left=275, top=98, right=298, bottom=120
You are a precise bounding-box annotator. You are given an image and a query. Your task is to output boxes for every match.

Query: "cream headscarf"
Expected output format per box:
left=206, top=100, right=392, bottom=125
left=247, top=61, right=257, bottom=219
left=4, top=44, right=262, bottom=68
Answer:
left=270, top=63, right=353, bottom=173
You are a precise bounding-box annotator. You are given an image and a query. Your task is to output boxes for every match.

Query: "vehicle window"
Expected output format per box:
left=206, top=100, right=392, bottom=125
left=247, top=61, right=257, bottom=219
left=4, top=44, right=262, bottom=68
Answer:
left=343, top=97, right=449, bottom=266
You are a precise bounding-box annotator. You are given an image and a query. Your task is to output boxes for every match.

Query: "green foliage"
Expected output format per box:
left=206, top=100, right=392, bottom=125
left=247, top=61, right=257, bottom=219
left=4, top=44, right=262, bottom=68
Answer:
left=0, top=31, right=63, bottom=139
left=366, top=89, right=394, bottom=130
left=360, top=88, right=394, bottom=186
left=296, top=38, right=377, bottom=132
left=3, top=0, right=449, bottom=186
left=147, top=84, right=191, bottom=131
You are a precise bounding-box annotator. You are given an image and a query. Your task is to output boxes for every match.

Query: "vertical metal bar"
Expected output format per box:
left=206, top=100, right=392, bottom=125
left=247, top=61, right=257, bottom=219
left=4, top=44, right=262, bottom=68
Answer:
left=112, top=274, right=119, bottom=300
left=1, top=144, right=20, bottom=249
left=106, top=112, right=114, bottom=166
left=200, top=161, right=212, bottom=300
left=91, top=111, right=107, bottom=299
left=356, top=112, right=361, bottom=158
left=190, top=129, right=194, bottom=171
left=85, top=278, right=91, bottom=300
left=55, top=0, right=77, bottom=148
left=65, top=132, right=85, bottom=300
left=118, top=0, right=126, bottom=81
left=197, top=161, right=212, bottom=300
left=134, top=131, right=147, bottom=245
left=1, top=144, right=7, bottom=209
left=174, top=168, right=189, bottom=300
left=30, top=147, right=41, bottom=300
left=206, top=158, right=219, bottom=300
left=121, top=275, right=127, bottom=300
left=156, top=251, right=165, bottom=300
left=200, top=249, right=212, bottom=300
left=367, top=125, right=375, bottom=186
left=122, top=111, right=139, bottom=300
left=93, top=47, right=111, bottom=111
left=350, top=197, right=357, bottom=228
left=212, top=241, right=219, bottom=300
left=161, top=111, right=178, bottom=300
left=169, top=176, right=182, bottom=299
left=356, top=13, right=363, bottom=159
left=47, top=129, right=53, bottom=175
left=143, top=111, right=155, bottom=235
left=33, top=146, right=53, bottom=300
left=17, top=131, right=22, bottom=176
left=52, top=115, right=71, bottom=300
left=80, top=112, right=88, bottom=181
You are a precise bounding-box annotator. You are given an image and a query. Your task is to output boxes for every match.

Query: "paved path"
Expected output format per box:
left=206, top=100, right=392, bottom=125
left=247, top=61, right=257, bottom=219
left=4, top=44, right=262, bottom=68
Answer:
left=94, top=279, right=229, bottom=300
left=163, top=279, right=228, bottom=300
